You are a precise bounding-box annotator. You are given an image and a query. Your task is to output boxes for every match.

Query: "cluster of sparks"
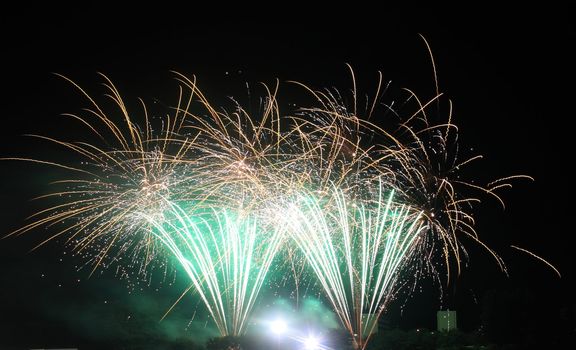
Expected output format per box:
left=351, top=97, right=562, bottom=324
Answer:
left=4, top=67, right=535, bottom=349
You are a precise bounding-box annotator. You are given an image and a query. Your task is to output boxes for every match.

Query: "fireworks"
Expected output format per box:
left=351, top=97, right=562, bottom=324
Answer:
left=3, top=68, right=538, bottom=349
left=4, top=73, right=202, bottom=275
left=140, top=201, right=284, bottom=336
left=281, top=183, right=426, bottom=349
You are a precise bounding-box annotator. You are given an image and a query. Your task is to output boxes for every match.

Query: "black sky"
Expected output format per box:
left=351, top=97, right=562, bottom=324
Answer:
left=1, top=8, right=574, bottom=349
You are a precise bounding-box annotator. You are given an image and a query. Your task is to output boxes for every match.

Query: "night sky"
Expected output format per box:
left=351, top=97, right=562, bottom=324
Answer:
left=1, top=8, right=574, bottom=349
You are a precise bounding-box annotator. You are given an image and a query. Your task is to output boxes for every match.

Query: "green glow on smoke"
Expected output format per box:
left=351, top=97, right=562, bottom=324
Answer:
left=139, top=201, right=284, bottom=336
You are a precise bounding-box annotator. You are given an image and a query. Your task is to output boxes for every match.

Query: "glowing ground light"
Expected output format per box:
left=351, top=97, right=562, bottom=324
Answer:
left=270, top=318, right=288, bottom=335
left=303, top=335, right=320, bottom=349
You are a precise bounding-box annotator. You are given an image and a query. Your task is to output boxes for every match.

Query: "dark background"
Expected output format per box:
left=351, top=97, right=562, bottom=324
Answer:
left=1, top=6, right=574, bottom=349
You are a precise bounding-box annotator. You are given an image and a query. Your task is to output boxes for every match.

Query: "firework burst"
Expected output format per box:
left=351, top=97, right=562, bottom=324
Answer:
left=280, top=182, right=426, bottom=349
left=140, top=200, right=284, bottom=336
left=4, top=73, right=204, bottom=275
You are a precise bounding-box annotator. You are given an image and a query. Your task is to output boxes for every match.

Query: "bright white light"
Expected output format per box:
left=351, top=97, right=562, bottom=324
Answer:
left=304, top=335, right=320, bottom=349
left=270, top=319, right=287, bottom=335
